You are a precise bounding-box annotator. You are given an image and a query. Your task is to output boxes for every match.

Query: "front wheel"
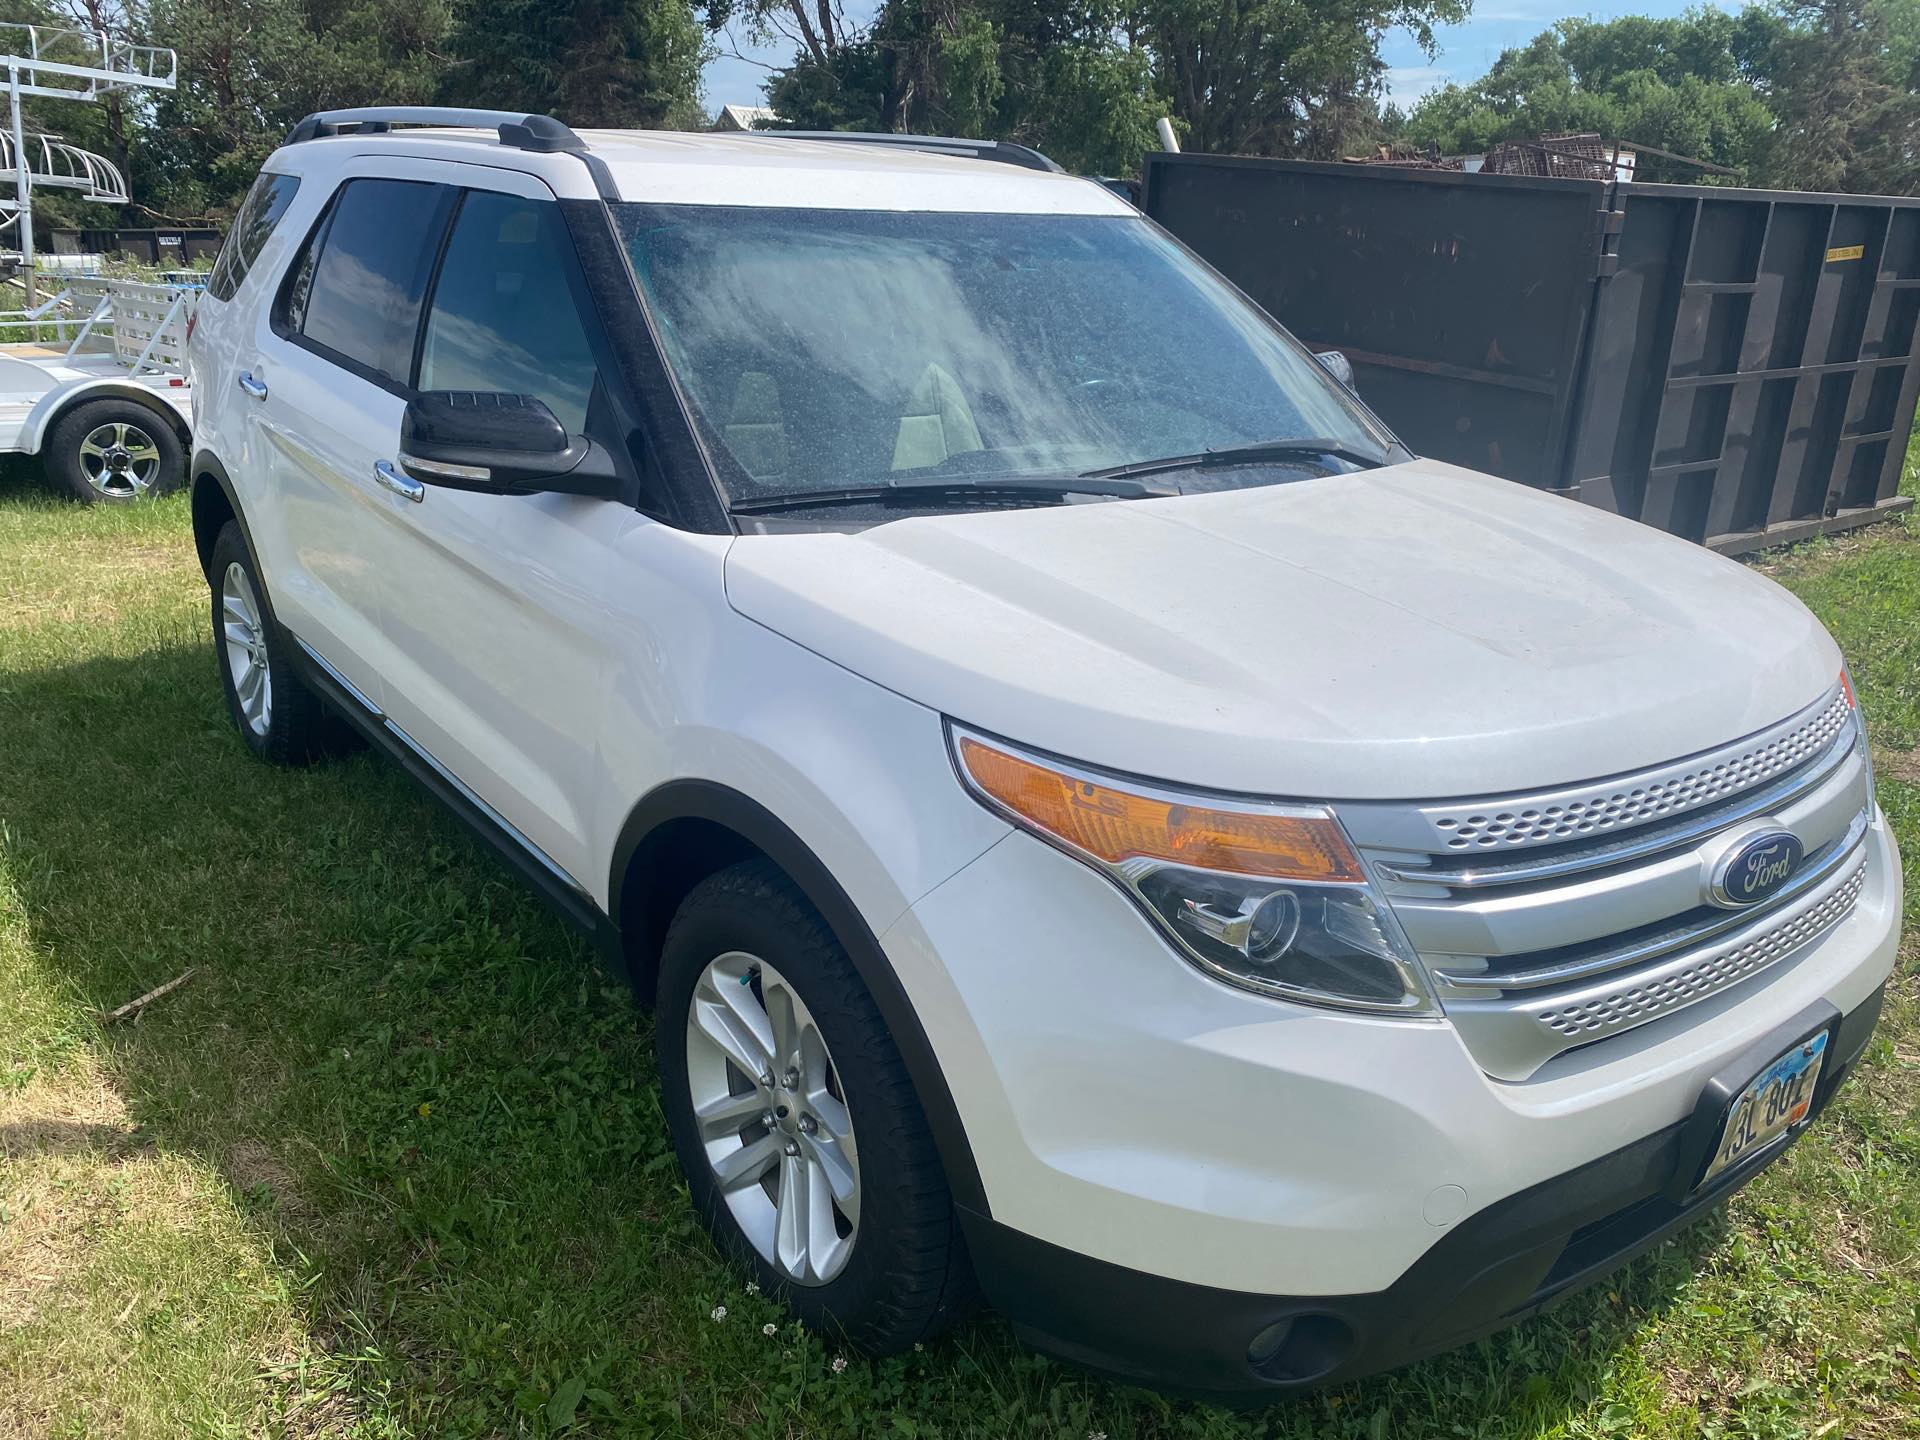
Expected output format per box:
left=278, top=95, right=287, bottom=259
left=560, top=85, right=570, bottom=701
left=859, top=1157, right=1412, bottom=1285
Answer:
left=45, top=398, right=184, bottom=503
left=657, top=859, right=976, bottom=1351
left=208, top=522, right=336, bottom=765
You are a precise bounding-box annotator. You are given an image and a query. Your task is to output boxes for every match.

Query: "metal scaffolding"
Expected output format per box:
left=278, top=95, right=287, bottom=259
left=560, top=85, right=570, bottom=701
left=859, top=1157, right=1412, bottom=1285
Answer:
left=0, top=23, right=175, bottom=301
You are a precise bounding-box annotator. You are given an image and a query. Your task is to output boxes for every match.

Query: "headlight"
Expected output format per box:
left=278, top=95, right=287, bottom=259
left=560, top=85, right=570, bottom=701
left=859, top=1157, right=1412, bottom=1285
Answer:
left=948, top=725, right=1439, bottom=1017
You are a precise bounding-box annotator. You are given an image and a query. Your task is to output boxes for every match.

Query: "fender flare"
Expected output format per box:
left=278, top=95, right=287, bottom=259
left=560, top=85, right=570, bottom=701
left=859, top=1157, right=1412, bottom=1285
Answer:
left=189, top=450, right=255, bottom=579
left=611, top=778, right=990, bottom=1216
left=22, top=375, right=192, bottom=456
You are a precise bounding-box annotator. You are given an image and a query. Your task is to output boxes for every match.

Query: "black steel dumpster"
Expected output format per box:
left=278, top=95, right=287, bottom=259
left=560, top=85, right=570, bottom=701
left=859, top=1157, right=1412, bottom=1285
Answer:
left=1142, top=154, right=1919, bottom=553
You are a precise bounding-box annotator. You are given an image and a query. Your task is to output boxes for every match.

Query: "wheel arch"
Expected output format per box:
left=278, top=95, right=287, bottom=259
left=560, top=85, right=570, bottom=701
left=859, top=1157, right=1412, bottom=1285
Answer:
left=189, top=452, right=247, bottom=579
left=25, top=377, right=192, bottom=457
left=610, top=778, right=990, bottom=1215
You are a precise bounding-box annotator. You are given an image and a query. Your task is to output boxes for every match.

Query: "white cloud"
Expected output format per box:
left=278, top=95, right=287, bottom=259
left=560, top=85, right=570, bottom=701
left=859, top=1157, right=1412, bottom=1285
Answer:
left=1382, top=66, right=1452, bottom=104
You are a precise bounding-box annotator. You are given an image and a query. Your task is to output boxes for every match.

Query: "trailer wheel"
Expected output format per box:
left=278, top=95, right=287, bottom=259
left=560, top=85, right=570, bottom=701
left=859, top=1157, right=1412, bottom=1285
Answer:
left=45, top=398, right=185, bottom=503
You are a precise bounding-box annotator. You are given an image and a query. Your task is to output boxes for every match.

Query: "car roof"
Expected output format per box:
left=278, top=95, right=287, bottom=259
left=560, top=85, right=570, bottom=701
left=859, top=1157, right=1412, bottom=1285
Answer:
left=278, top=127, right=1136, bottom=216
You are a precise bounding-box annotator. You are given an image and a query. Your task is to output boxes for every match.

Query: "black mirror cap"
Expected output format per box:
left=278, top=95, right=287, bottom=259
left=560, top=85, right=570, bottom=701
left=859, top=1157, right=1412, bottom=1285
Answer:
left=405, top=390, right=568, bottom=454
left=399, top=391, right=623, bottom=499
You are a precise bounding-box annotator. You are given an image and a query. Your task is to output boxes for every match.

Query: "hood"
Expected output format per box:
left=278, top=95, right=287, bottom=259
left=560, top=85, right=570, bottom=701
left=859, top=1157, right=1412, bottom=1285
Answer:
left=722, top=459, right=1841, bottom=800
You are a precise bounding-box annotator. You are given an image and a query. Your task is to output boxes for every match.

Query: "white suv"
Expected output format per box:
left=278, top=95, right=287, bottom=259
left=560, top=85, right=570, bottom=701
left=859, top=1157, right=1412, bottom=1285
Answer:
left=185, top=108, right=1902, bottom=1399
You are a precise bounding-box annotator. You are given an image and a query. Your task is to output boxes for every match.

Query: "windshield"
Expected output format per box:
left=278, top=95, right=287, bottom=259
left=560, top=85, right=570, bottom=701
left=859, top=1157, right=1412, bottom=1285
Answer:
left=615, top=204, right=1395, bottom=509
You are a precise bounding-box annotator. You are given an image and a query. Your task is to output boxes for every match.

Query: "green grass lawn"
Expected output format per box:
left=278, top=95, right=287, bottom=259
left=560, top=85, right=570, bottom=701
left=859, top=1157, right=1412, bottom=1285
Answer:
left=1, top=461, right=1917, bottom=1440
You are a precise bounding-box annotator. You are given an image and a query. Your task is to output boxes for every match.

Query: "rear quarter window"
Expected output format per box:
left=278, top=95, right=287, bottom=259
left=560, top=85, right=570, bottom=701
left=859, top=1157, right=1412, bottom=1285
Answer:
left=206, top=171, right=301, bottom=302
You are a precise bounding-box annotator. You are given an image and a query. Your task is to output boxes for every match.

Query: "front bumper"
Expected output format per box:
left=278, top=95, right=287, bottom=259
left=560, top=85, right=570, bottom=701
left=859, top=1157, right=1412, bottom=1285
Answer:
left=957, top=981, right=1884, bottom=1400
left=880, top=807, right=1901, bottom=1394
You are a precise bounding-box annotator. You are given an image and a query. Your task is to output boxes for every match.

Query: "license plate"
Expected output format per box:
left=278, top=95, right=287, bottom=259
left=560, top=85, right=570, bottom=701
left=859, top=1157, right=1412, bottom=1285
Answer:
left=1702, top=1030, right=1829, bottom=1186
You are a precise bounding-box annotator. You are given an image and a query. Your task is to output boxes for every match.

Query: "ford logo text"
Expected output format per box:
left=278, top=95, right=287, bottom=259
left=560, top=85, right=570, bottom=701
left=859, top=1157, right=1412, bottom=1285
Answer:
left=1708, top=828, right=1804, bottom=909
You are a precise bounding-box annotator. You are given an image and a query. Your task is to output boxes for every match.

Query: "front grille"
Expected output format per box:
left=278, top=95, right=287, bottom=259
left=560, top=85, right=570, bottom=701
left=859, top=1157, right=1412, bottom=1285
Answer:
left=1531, top=859, right=1866, bottom=1040
left=1340, top=682, right=1874, bottom=1081
left=1420, top=689, right=1852, bottom=852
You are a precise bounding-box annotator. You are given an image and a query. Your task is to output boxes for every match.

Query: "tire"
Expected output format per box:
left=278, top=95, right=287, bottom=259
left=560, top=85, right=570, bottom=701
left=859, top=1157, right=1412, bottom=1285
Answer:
left=657, top=858, right=977, bottom=1352
left=208, top=521, right=337, bottom=765
left=45, top=398, right=185, bottom=504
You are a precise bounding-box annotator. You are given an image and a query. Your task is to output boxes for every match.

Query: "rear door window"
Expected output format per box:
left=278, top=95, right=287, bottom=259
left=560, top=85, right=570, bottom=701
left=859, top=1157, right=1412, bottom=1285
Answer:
left=286, top=178, right=455, bottom=386
left=206, top=171, right=301, bottom=301
left=417, top=191, right=601, bottom=433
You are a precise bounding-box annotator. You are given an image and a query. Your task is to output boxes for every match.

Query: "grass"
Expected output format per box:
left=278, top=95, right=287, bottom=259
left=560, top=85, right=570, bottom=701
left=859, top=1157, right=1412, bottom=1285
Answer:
left=0, top=454, right=1917, bottom=1440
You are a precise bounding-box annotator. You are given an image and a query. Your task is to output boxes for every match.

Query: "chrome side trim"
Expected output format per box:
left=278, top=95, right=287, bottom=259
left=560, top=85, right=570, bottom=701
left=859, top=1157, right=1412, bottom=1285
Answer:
left=1379, top=727, right=1858, bottom=889
left=292, top=635, right=588, bottom=900
left=1432, top=812, right=1870, bottom=991
left=293, top=635, right=379, bottom=716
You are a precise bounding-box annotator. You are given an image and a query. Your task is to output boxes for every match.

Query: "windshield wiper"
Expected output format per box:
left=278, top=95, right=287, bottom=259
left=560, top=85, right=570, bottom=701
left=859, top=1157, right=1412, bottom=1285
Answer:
left=1080, top=436, right=1390, bottom=482
left=729, top=473, right=1179, bottom=515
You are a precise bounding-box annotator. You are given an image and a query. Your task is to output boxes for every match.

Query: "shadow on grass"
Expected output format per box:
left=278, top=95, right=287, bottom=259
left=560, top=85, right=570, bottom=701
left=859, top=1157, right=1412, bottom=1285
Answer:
left=0, top=638, right=1727, bottom=1437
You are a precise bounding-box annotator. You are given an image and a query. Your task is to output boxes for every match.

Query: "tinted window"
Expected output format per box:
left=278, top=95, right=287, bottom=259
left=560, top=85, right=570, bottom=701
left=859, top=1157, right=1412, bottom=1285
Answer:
left=296, top=178, right=452, bottom=384
left=206, top=171, right=300, bottom=301
left=418, top=192, right=600, bottom=433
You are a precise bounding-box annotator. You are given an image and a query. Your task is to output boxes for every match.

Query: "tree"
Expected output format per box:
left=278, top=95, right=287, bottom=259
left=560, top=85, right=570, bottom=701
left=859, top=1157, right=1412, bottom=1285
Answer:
left=1142, top=0, right=1465, bottom=157
left=444, top=0, right=709, bottom=129
left=1397, top=8, right=1781, bottom=182
left=1767, top=0, right=1920, bottom=193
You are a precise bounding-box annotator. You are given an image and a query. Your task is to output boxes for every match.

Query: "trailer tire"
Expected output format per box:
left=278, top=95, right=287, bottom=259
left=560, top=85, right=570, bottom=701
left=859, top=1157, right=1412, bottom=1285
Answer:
left=46, top=398, right=185, bottom=504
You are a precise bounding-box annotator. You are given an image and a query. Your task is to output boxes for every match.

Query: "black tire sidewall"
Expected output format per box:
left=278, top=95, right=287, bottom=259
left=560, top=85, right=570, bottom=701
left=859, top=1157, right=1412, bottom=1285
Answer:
left=47, top=399, right=185, bottom=504
left=657, top=875, right=933, bottom=1340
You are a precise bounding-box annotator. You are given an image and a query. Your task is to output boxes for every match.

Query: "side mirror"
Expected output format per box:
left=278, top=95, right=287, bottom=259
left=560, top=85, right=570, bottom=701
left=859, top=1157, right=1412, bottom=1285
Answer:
left=399, top=391, right=622, bottom=498
left=1315, top=350, right=1356, bottom=390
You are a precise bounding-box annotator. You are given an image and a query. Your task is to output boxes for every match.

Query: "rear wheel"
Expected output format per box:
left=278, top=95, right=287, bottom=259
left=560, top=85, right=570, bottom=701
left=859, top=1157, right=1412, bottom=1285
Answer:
left=657, top=859, right=977, bottom=1351
left=46, top=398, right=184, bottom=503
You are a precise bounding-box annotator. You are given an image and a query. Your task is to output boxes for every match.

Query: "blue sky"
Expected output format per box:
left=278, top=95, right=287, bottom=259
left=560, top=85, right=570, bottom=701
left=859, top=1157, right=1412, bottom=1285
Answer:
left=704, top=0, right=1703, bottom=115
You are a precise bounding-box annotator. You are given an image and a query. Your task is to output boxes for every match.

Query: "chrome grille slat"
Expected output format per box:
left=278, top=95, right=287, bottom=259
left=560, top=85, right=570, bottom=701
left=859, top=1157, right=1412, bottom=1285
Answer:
left=1446, top=852, right=1868, bottom=1081
left=1380, top=728, right=1857, bottom=890
left=1413, top=685, right=1850, bottom=855
left=1431, top=813, right=1869, bottom=991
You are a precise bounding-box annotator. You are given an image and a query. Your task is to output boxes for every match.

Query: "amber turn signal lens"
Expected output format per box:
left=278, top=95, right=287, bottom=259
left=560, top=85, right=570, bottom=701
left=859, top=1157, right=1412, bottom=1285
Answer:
left=956, top=736, right=1366, bottom=882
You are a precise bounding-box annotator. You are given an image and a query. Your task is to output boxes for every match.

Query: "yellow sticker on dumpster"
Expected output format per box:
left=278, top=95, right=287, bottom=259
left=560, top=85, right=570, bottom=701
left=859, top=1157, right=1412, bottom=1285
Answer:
left=1826, top=244, right=1865, bottom=263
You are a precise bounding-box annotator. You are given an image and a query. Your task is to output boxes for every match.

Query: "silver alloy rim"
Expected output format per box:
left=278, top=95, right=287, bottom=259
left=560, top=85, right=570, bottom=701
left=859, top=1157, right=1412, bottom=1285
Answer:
left=78, top=420, right=162, bottom=498
left=685, top=951, right=860, bottom=1285
left=220, top=562, right=273, bottom=736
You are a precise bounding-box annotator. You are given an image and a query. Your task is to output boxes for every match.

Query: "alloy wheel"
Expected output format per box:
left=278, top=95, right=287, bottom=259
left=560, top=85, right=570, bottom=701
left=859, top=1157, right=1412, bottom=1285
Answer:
left=220, top=562, right=273, bottom=736
left=685, top=951, right=861, bottom=1285
left=78, top=420, right=163, bottom=499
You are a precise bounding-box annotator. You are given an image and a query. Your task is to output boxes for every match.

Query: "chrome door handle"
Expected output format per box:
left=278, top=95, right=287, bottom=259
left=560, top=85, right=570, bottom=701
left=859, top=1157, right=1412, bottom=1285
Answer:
left=236, top=371, right=268, bottom=399
left=373, top=458, right=425, bottom=503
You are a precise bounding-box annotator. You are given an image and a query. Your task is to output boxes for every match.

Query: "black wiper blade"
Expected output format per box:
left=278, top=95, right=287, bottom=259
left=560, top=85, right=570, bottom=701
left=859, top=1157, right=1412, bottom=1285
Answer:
left=1081, top=436, right=1389, bottom=481
left=729, top=473, right=1178, bottom=515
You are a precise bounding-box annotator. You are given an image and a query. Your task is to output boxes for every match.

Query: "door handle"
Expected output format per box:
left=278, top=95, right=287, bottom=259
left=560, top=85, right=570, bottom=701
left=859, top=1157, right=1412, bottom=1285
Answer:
left=236, top=371, right=268, bottom=400
left=373, top=458, right=425, bottom=503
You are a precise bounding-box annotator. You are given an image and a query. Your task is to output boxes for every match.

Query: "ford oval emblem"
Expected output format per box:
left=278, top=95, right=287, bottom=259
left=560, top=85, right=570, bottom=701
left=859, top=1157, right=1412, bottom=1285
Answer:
left=1708, top=828, right=1804, bottom=908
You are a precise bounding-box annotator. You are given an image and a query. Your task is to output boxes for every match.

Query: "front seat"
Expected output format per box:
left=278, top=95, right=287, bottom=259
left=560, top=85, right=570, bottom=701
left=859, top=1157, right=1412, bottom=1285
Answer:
left=891, top=363, right=983, bottom=472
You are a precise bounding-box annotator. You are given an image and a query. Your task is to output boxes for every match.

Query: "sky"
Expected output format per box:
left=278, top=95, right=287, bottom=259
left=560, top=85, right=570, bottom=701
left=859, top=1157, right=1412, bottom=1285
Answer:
left=703, top=0, right=1704, bottom=117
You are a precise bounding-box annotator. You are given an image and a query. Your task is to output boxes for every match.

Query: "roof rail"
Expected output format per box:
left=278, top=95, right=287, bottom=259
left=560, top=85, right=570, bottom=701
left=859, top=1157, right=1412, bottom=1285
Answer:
left=283, top=107, right=586, bottom=154
left=739, top=130, right=1062, bottom=173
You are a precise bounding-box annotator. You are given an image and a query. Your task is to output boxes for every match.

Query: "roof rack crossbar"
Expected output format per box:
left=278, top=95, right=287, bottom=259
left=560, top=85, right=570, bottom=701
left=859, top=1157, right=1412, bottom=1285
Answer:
left=284, top=108, right=585, bottom=154
left=738, top=131, right=1062, bottom=173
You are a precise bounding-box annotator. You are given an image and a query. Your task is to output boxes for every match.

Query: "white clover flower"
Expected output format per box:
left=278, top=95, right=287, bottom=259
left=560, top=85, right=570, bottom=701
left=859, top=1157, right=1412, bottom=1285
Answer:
left=710, top=1305, right=727, bottom=1322
left=745, top=1281, right=761, bottom=1295
left=831, top=1356, right=848, bottom=1374
left=763, top=1323, right=777, bottom=1337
